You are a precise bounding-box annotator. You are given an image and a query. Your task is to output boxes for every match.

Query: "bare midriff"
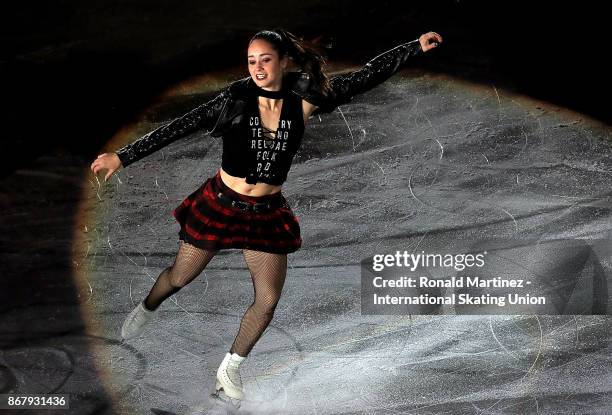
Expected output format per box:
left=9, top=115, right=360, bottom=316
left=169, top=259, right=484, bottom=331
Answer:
left=219, top=167, right=282, bottom=197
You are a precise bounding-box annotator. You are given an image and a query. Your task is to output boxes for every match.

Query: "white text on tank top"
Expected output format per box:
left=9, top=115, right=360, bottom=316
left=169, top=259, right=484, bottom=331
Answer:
left=250, top=116, right=292, bottom=179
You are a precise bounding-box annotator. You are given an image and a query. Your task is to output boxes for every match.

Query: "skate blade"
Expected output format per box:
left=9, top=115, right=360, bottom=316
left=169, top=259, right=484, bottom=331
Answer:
left=211, top=387, right=242, bottom=410
left=214, top=378, right=244, bottom=400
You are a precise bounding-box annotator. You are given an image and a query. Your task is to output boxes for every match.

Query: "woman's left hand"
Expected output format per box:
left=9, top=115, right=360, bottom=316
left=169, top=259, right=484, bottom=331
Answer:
left=419, top=32, right=443, bottom=52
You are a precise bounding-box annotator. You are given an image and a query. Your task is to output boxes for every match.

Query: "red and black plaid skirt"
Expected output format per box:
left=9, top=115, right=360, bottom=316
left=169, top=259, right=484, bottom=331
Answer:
left=172, top=170, right=302, bottom=254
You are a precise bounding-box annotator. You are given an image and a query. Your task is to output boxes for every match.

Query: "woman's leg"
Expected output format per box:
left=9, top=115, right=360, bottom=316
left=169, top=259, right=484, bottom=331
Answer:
left=143, top=240, right=217, bottom=311
left=229, top=249, right=288, bottom=356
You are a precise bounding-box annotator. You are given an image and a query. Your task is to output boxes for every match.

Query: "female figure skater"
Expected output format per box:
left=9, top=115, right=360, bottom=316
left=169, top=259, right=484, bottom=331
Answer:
left=90, top=28, right=442, bottom=401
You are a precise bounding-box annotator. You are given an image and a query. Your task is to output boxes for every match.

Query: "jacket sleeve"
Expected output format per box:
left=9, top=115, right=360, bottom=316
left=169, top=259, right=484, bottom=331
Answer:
left=115, top=86, right=230, bottom=168
left=318, top=39, right=423, bottom=113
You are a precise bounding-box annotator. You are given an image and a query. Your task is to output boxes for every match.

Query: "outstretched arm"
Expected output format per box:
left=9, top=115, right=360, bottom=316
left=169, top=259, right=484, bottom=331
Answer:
left=92, top=85, right=231, bottom=182
left=314, top=31, right=442, bottom=114
left=115, top=86, right=231, bottom=168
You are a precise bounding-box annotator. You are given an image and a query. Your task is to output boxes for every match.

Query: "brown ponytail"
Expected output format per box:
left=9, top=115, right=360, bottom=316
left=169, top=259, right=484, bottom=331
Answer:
left=249, top=28, right=332, bottom=96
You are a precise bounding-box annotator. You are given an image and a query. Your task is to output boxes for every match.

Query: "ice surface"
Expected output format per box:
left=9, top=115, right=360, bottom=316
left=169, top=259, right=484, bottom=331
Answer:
left=2, top=71, right=610, bottom=414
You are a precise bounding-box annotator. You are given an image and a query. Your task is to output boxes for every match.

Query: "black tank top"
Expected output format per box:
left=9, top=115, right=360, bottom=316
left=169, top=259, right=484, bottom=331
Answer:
left=221, top=89, right=305, bottom=185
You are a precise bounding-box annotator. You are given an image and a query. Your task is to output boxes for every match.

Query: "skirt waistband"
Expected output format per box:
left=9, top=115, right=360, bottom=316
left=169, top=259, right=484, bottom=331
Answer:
left=213, top=170, right=284, bottom=204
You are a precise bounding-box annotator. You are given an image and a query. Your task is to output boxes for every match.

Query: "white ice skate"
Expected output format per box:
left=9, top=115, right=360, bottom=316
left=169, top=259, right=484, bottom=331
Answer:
left=120, top=301, right=158, bottom=340
left=214, top=352, right=246, bottom=401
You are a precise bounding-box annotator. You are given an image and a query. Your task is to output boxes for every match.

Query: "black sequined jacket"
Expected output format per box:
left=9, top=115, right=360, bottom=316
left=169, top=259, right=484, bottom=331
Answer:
left=116, top=39, right=423, bottom=168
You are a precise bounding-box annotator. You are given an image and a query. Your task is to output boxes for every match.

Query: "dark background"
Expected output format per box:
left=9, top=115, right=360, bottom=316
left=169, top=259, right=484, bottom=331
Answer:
left=1, top=0, right=610, bottom=177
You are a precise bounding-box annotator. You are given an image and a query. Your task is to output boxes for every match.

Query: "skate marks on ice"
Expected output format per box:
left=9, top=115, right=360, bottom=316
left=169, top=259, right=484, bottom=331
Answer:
left=81, top=71, right=612, bottom=413
left=0, top=322, right=148, bottom=414
left=177, top=312, right=610, bottom=414
left=290, top=72, right=612, bottom=265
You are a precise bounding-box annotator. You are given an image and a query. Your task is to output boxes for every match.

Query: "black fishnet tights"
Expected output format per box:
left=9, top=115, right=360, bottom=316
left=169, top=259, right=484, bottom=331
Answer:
left=144, top=240, right=217, bottom=311
left=142, top=242, right=287, bottom=358
left=230, top=249, right=287, bottom=357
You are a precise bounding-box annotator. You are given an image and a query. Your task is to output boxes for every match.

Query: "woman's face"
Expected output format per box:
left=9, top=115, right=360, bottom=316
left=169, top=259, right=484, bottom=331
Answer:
left=247, top=38, right=288, bottom=90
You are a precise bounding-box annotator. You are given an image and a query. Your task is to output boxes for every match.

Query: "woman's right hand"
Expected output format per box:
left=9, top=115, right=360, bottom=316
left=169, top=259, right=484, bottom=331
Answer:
left=90, top=152, right=122, bottom=182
